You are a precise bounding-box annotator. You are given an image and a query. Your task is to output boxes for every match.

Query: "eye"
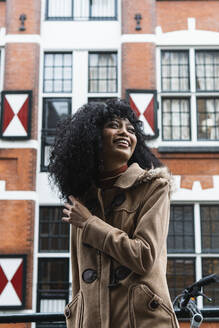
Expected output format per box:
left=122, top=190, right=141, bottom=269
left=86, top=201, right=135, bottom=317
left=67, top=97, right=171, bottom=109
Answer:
left=128, top=127, right=136, bottom=134
left=107, top=121, right=119, bottom=128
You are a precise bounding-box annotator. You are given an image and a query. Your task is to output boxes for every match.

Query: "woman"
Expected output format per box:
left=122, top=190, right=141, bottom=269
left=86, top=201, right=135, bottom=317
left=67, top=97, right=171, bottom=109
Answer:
left=49, top=99, right=179, bottom=328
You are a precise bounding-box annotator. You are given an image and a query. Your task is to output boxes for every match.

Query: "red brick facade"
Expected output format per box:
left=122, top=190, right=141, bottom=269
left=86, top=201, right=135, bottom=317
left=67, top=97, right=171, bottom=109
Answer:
left=0, top=0, right=38, bottom=323
left=0, top=0, right=219, bottom=327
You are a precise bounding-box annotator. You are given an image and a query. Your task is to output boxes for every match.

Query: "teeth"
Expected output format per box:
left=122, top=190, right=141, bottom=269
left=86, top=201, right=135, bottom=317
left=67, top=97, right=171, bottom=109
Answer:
left=115, top=139, right=129, bottom=146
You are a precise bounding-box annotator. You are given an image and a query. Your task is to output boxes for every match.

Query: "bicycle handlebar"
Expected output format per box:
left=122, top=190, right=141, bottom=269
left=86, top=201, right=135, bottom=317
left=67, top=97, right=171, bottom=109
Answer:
left=178, top=274, right=219, bottom=309
left=188, top=274, right=218, bottom=290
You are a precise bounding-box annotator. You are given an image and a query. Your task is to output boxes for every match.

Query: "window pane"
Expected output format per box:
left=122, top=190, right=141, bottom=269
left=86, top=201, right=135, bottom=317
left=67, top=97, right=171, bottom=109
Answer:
left=74, top=0, right=116, bottom=20
left=202, top=258, right=219, bottom=307
left=168, top=205, right=195, bottom=253
left=43, top=53, right=72, bottom=93
left=162, top=98, right=191, bottom=141
left=41, top=98, right=71, bottom=170
left=201, top=205, right=219, bottom=253
left=167, top=258, right=195, bottom=302
left=88, top=53, right=117, bottom=93
left=39, top=206, right=70, bottom=252
left=47, top=0, right=73, bottom=18
left=37, top=258, right=69, bottom=313
left=197, top=98, right=219, bottom=140
left=196, top=51, right=219, bottom=91
left=91, top=0, right=116, bottom=18
left=161, top=51, right=189, bottom=92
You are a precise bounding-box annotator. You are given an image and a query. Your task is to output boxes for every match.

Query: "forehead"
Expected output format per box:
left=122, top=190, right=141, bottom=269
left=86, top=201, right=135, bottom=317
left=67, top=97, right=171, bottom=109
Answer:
left=106, top=117, right=133, bottom=125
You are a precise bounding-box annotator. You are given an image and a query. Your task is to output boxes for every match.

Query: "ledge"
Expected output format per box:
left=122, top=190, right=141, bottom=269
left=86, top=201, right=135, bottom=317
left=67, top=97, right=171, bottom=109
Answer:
left=158, top=147, right=219, bottom=153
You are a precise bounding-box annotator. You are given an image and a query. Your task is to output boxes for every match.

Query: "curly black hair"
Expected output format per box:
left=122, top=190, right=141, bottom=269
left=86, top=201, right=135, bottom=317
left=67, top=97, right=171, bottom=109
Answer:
left=48, top=99, right=163, bottom=200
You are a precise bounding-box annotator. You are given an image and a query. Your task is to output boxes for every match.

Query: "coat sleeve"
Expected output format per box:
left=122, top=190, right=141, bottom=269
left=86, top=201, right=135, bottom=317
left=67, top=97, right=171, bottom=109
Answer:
left=81, top=179, right=170, bottom=275
left=71, top=225, right=80, bottom=297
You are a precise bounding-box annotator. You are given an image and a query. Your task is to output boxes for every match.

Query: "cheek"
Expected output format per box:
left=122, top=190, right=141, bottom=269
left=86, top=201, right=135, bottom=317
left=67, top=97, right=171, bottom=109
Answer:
left=131, top=137, right=137, bottom=152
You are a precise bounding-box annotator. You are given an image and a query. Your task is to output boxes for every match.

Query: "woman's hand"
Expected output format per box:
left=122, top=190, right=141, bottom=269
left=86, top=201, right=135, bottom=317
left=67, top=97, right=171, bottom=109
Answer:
left=62, top=195, right=92, bottom=229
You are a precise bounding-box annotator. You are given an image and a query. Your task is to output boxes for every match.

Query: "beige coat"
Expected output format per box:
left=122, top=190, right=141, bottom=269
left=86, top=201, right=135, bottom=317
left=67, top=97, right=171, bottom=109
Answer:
left=64, top=163, right=179, bottom=328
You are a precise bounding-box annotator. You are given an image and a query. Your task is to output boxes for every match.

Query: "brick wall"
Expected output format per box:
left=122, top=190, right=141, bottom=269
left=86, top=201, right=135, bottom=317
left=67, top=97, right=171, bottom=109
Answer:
left=122, top=43, right=156, bottom=97
left=0, top=200, right=35, bottom=309
left=180, top=322, right=219, bottom=328
left=0, top=0, right=39, bottom=317
left=156, top=1, right=219, bottom=32
left=0, top=149, right=36, bottom=191
left=5, top=0, right=41, bottom=34
left=4, top=43, right=40, bottom=139
left=122, top=0, right=156, bottom=34
left=0, top=1, right=6, bottom=28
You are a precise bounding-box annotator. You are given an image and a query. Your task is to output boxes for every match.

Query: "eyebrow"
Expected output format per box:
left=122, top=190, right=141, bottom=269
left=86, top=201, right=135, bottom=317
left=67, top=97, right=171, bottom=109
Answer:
left=108, top=118, right=134, bottom=127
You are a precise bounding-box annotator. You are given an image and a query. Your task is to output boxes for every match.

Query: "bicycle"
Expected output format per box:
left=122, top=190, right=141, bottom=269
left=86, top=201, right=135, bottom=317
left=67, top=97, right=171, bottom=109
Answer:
left=173, top=273, right=219, bottom=328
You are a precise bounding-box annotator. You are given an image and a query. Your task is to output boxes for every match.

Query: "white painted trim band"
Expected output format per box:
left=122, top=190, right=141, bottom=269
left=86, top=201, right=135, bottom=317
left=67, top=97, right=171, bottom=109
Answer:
left=121, top=34, right=156, bottom=43
left=0, top=140, right=39, bottom=149
left=0, top=191, right=37, bottom=201
left=5, top=34, right=41, bottom=44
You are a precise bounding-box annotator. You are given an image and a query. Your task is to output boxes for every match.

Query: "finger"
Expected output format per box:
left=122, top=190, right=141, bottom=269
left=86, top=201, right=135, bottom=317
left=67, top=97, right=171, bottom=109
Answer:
left=64, top=202, right=72, bottom=210
left=62, top=216, right=71, bottom=223
left=69, top=195, right=76, bottom=204
left=63, top=208, right=70, bottom=215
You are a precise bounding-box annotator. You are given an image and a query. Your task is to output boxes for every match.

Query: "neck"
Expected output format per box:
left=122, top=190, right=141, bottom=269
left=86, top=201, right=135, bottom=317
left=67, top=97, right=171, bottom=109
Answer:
left=99, top=164, right=128, bottom=179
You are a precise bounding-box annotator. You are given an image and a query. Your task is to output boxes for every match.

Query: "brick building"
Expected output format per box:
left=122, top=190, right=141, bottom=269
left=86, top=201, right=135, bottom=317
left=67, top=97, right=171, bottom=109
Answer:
left=0, top=0, right=219, bottom=327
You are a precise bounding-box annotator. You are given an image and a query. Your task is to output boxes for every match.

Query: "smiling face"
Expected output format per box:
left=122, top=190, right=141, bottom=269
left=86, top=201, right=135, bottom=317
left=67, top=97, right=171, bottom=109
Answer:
left=101, top=117, right=137, bottom=171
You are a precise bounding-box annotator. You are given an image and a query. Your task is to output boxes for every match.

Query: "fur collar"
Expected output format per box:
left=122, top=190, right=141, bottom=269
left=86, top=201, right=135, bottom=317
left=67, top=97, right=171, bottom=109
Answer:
left=114, top=163, right=175, bottom=194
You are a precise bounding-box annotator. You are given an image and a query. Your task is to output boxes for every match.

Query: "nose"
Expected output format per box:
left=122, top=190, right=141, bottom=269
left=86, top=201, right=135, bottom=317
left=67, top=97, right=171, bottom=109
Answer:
left=117, top=123, right=128, bottom=136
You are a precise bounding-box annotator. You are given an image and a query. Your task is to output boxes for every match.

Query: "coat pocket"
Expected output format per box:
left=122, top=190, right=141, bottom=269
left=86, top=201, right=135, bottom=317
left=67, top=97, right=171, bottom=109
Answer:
left=64, top=291, right=84, bottom=328
left=128, top=283, right=178, bottom=328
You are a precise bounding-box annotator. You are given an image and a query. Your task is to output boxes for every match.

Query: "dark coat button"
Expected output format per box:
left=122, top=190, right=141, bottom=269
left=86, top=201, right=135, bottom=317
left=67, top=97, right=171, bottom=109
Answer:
left=115, top=266, right=131, bottom=280
left=113, top=193, right=126, bottom=207
left=82, top=269, right=97, bottom=283
left=150, top=300, right=159, bottom=309
left=64, top=307, right=70, bottom=318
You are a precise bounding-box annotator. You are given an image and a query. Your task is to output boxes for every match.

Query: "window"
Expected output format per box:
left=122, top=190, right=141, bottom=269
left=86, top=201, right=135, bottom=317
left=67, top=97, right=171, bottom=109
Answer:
left=37, top=207, right=70, bottom=327
left=161, top=51, right=190, bottom=92
left=160, top=49, right=219, bottom=142
left=37, top=258, right=69, bottom=328
left=162, top=98, right=190, bottom=140
left=41, top=98, right=71, bottom=171
left=167, top=204, right=219, bottom=308
left=46, top=0, right=117, bottom=20
left=41, top=52, right=72, bottom=171
left=88, top=52, right=117, bottom=93
left=39, top=206, right=70, bottom=252
left=43, top=53, right=72, bottom=93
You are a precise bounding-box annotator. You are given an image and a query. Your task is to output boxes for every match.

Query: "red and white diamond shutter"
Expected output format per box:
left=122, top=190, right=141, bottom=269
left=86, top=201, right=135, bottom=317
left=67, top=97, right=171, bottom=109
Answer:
left=127, top=90, right=158, bottom=139
left=0, top=256, right=26, bottom=308
left=0, top=91, right=32, bottom=139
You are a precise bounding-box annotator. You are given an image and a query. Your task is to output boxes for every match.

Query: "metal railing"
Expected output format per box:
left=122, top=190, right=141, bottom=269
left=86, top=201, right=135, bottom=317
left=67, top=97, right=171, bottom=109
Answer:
left=1, top=309, right=219, bottom=324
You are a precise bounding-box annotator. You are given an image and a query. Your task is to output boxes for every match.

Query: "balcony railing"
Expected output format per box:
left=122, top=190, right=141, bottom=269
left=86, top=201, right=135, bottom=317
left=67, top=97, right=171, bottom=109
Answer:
left=45, top=0, right=118, bottom=21
left=1, top=309, right=219, bottom=324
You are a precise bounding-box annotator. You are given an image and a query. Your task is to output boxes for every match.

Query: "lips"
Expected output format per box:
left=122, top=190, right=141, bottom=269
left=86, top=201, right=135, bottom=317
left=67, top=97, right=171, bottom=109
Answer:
left=114, top=138, right=130, bottom=147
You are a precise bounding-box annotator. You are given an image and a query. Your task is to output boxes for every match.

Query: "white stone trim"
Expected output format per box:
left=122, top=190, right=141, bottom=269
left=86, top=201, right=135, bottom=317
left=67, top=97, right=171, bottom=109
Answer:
left=37, top=253, right=70, bottom=258
left=5, top=34, right=41, bottom=44
left=0, top=191, right=37, bottom=200
left=188, top=17, right=196, bottom=31
left=0, top=27, right=6, bottom=46
left=121, top=34, right=156, bottom=43
left=0, top=46, right=4, bottom=91
left=122, top=29, right=219, bottom=47
left=172, top=176, right=219, bottom=202
left=0, top=140, right=39, bottom=148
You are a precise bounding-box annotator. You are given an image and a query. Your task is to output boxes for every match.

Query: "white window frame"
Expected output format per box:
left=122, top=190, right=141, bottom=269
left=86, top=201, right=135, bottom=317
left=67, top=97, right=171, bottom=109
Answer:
left=157, top=47, right=219, bottom=147
left=87, top=50, right=120, bottom=101
left=168, top=202, right=219, bottom=309
left=36, top=205, right=71, bottom=314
